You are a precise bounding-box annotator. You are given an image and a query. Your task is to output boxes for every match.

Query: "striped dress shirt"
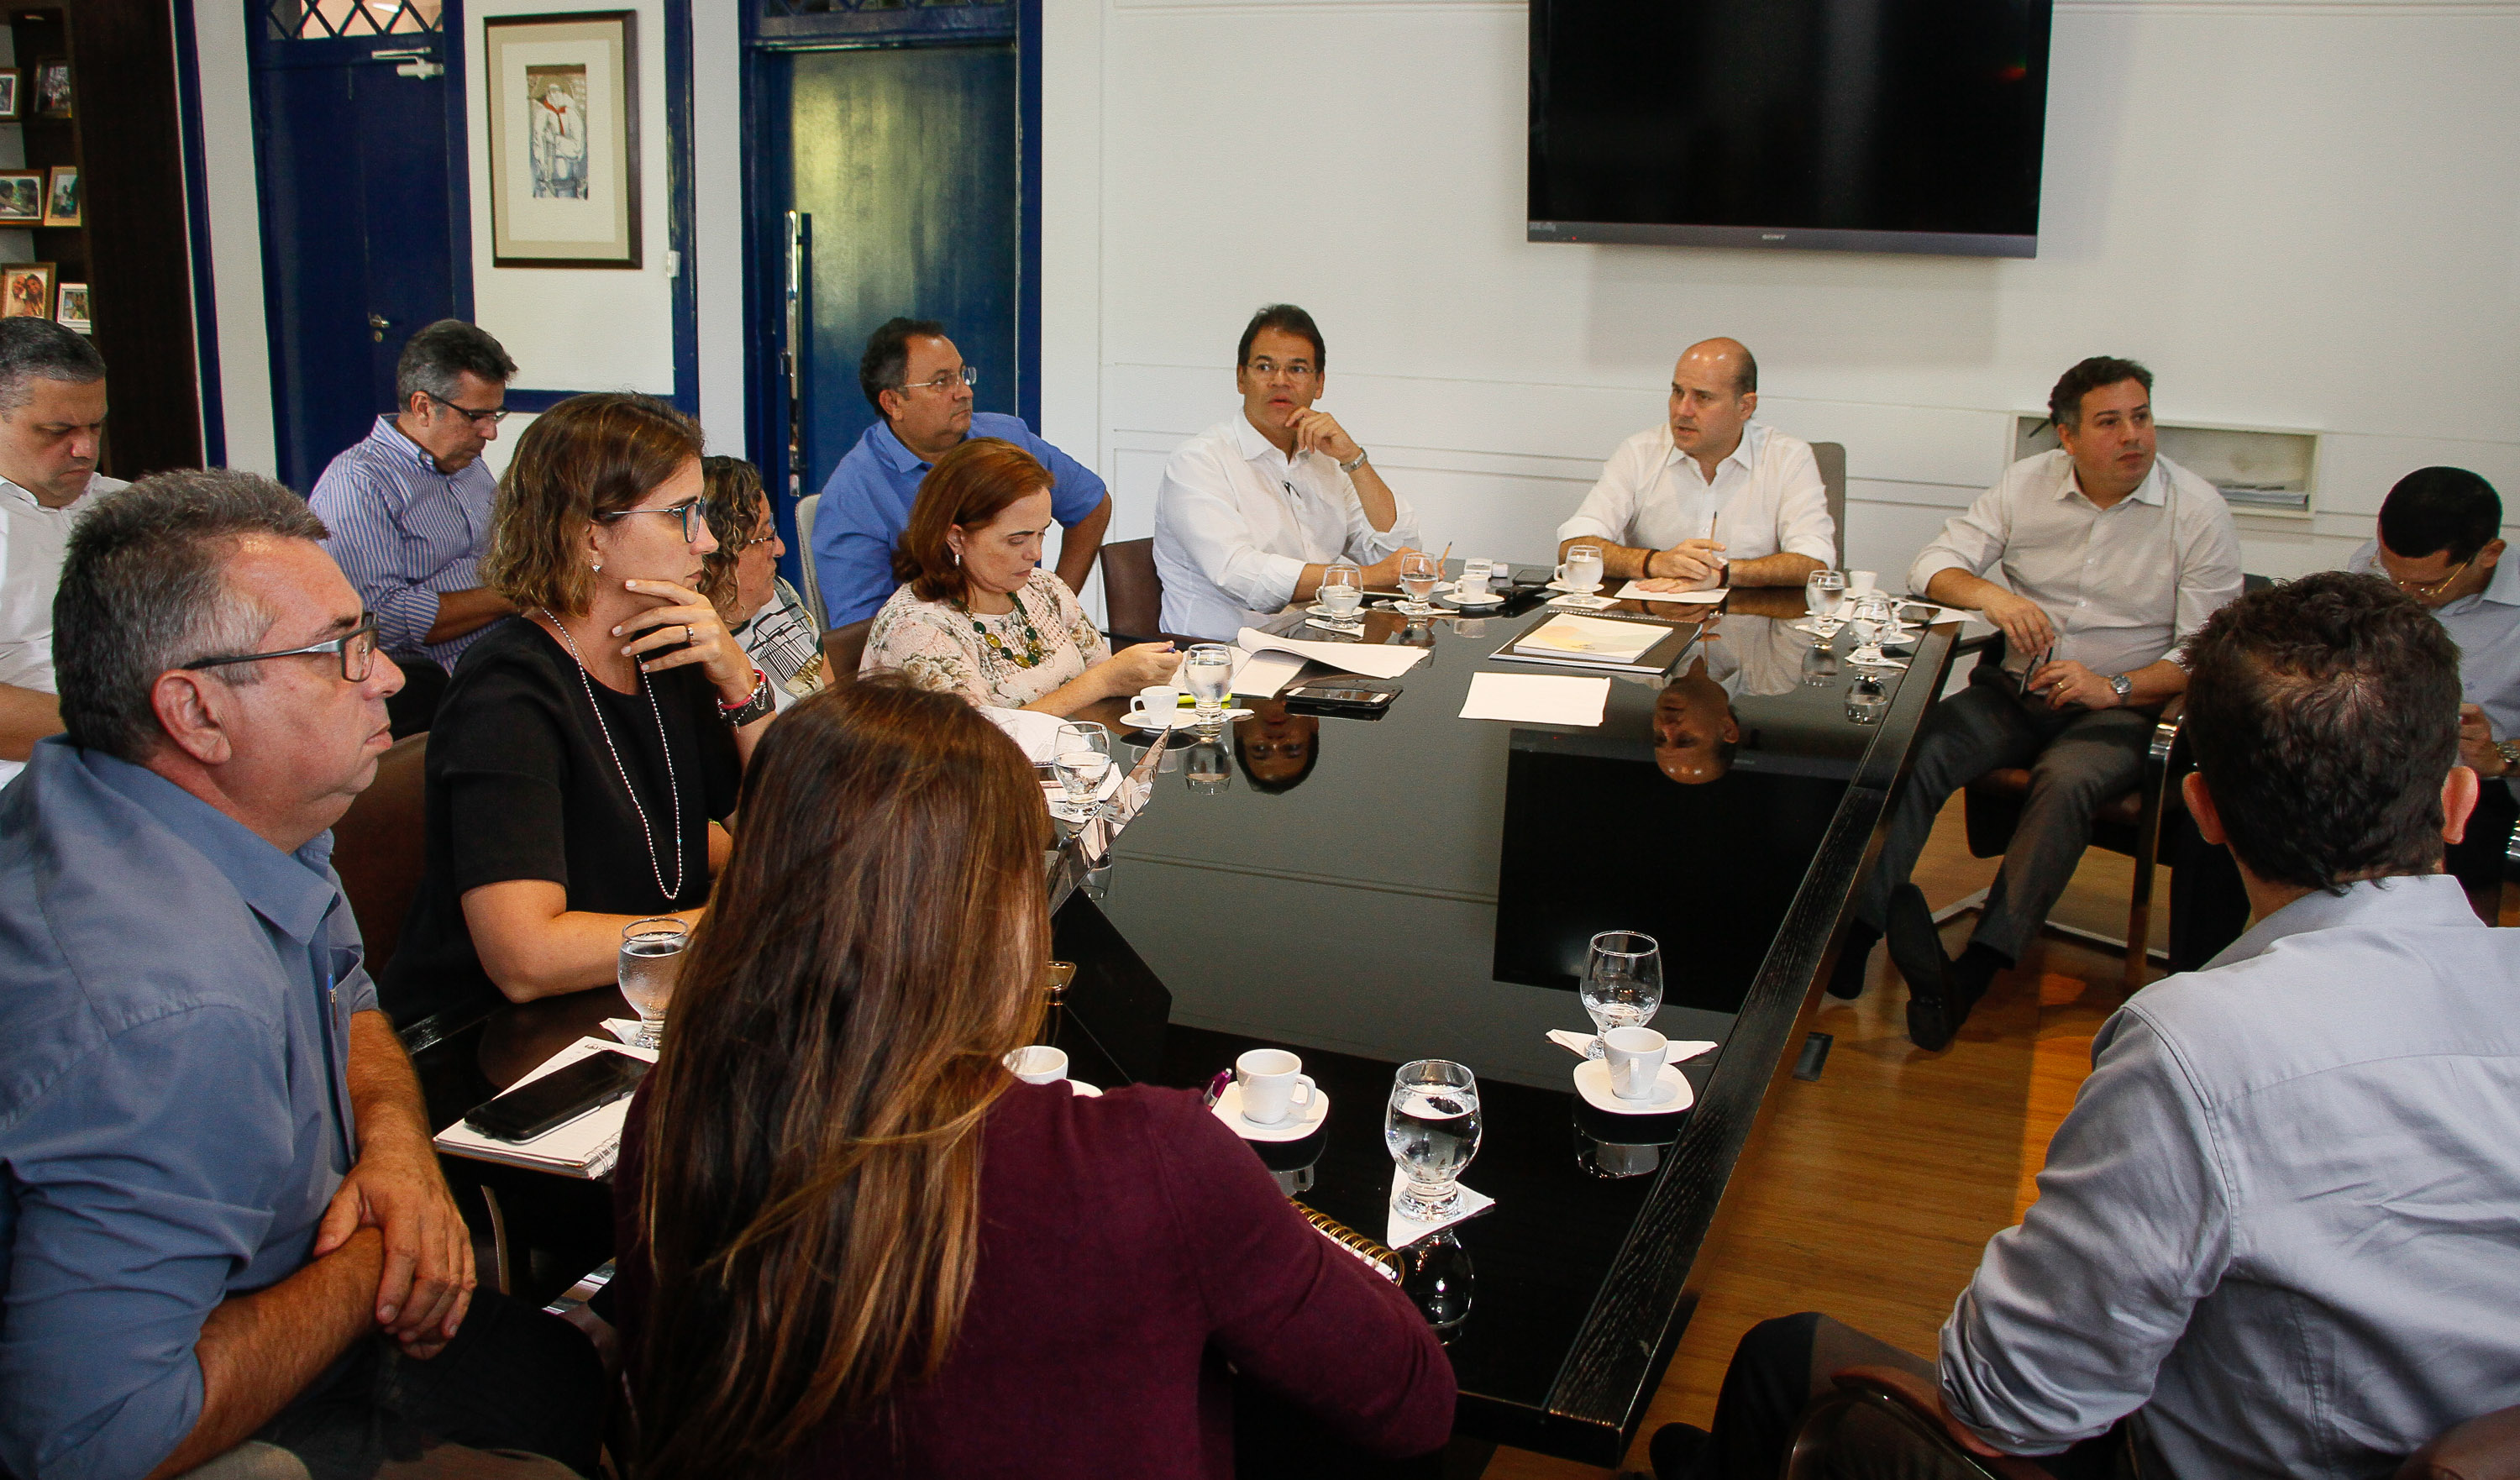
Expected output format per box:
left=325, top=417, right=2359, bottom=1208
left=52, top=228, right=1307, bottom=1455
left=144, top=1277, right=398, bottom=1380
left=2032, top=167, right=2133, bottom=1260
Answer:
left=309, top=416, right=501, bottom=670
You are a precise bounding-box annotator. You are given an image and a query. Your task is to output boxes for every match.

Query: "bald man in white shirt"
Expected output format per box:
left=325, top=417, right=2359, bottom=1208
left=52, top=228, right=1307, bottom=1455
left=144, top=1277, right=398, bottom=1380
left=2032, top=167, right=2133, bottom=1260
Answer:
left=1557, top=339, right=1835, bottom=592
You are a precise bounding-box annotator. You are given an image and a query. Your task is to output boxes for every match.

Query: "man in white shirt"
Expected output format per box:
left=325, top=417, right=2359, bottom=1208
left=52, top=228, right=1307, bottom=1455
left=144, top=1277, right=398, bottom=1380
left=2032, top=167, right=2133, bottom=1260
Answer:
left=1153, top=304, right=1422, bottom=639
left=1557, top=339, right=1835, bottom=590
left=1840, top=358, right=2242, bottom=1047
left=0, top=318, right=119, bottom=788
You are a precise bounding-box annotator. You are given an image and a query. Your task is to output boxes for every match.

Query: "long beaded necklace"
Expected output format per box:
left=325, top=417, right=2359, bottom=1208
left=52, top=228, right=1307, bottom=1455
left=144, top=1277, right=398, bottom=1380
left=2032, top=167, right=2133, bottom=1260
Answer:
left=538, top=608, right=685, bottom=904
left=966, top=588, right=1051, bottom=670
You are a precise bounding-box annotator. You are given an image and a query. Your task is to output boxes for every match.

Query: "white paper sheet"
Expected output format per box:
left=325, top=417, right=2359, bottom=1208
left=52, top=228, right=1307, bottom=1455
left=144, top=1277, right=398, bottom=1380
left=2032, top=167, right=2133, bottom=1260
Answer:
left=1458, top=672, right=1611, bottom=727
left=1235, top=627, right=1431, bottom=680
left=432, top=1037, right=658, bottom=1179
left=1226, top=649, right=1310, bottom=698
left=1614, top=581, right=1727, bottom=604
left=1389, top=1181, right=1496, bottom=1248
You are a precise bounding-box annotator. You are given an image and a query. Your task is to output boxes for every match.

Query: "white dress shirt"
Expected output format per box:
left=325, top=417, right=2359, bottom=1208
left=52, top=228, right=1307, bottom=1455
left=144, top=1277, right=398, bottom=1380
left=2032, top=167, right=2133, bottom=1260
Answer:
left=1908, top=450, right=2242, bottom=678
left=0, top=473, right=124, bottom=788
left=2345, top=539, right=2520, bottom=740
left=1153, top=414, right=1420, bottom=641
left=1557, top=421, right=1835, bottom=568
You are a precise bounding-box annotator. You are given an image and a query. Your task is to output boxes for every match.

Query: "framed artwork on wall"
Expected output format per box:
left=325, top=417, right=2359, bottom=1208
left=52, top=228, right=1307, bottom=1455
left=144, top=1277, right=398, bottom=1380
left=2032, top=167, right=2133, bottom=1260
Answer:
left=485, top=10, right=640, bottom=269
left=33, top=59, right=69, bottom=120
left=55, top=282, right=87, bottom=333
left=42, top=165, right=76, bottom=228
left=0, top=171, right=40, bottom=223
left=1, top=263, right=54, bottom=320
left=0, top=69, right=20, bottom=121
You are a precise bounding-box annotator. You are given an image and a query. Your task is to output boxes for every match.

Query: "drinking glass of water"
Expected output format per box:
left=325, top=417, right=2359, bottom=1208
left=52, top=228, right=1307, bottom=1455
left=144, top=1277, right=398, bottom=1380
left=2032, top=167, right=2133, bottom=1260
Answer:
left=618, top=918, right=688, bottom=1050
left=1184, top=644, right=1234, bottom=732
left=1579, top=930, right=1664, bottom=1059
left=1319, top=559, right=1362, bottom=620
left=1805, top=569, right=1848, bottom=645
left=1846, top=592, right=1904, bottom=669
left=1396, top=550, right=1442, bottom=617
left=1052, top=722, right=1112, bottom=819
left=1386, top=1058, right=1483, bottom=1221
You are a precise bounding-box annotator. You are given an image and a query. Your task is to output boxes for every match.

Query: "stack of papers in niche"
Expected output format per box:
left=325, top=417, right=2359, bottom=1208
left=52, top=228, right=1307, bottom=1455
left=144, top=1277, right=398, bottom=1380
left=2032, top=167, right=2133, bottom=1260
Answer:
left=1490, top=614, right=1693, bottom=673
left=432, top=1037, right=657, bottom=1180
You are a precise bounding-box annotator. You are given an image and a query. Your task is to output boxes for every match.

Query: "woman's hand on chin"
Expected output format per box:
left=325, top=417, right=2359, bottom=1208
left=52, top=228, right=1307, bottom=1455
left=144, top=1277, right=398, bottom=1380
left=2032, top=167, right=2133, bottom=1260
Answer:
left=614, top=579, right=756, bottom=701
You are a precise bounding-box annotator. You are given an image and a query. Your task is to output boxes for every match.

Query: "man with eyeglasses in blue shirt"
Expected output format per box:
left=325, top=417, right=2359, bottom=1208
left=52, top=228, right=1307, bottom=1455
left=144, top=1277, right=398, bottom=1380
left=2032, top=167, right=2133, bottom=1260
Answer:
left=811, top=317, right=1111, bottom=632
left=310, top=319, right=522, bottom=737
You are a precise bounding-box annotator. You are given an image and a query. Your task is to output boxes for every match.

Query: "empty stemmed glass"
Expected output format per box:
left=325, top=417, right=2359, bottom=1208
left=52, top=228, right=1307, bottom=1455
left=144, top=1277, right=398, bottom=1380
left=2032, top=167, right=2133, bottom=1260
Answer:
left=1845, top=591, right=1906, bottom=669
left=1804, top=569, right=1848, bottom=647
left=1395, top=550, right=1442, bottom=617
left=1050, top=722, right=1113, bottom=820
left=1387, top=1059, right=1483, bottom=1221
left=1579, top=930, right=1664, bottom=1059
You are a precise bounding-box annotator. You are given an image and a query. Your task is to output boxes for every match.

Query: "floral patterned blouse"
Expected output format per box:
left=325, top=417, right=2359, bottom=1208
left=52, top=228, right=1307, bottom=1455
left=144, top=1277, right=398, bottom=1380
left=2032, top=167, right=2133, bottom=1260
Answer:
left=860, top=568, right=1112, bottom=709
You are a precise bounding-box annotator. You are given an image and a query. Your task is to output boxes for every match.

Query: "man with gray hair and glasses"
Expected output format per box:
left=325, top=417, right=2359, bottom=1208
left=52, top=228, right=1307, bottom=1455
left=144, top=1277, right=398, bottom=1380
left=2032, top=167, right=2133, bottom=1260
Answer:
left=0, top=316, right=117, bottom=786
left=0, top=471, right=603, bottom=1479
left=310, top=318, right=520, bottom=736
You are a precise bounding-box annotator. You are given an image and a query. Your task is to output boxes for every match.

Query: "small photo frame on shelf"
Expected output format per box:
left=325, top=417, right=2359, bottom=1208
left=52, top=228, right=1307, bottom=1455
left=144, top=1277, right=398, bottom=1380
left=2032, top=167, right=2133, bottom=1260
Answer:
left=42, top=166, right=76, bottom=228
left=1, top=263, right=54, bottom=320
left=0, top=172, right=41, bottom=223
left=34, top=60, right=69, bottom=120
left=54, top=281, right=87, bottom=333
left=0, top=69, right=21, bottom=121
left=485, top=10, right=640, bottom=268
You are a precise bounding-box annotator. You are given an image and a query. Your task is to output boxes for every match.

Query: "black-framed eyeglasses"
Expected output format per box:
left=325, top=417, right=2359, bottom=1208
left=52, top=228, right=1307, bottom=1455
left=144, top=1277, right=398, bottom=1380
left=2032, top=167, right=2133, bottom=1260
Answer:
left=896, top=365, right=979, bottom=395
left=2391, top=557, right=2472, bottom=600
left=423, top=390, right=512, bottom=427
left=183, top=617, right=383, bottom=684
left=597, top=498, right=709, bottom=544
left=1245, top=356, right=1318, bottom=381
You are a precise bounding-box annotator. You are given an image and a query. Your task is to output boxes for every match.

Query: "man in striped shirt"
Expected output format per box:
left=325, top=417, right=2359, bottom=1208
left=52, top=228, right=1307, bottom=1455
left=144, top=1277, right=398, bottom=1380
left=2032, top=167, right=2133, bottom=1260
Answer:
left=310, top=320, right=519, bottom=735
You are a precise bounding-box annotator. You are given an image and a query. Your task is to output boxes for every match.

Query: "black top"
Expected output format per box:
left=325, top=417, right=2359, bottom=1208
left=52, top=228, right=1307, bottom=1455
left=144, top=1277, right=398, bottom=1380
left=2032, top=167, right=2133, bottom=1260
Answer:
left=381, top=617, right=741, bottom=1028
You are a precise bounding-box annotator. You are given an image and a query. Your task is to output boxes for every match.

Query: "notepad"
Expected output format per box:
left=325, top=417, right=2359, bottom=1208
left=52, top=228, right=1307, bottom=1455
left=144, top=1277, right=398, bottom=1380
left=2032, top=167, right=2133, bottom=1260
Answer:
left=433, top=1037, right=657, bottom=1180
left=1614, top=581, right=1727, bottom=604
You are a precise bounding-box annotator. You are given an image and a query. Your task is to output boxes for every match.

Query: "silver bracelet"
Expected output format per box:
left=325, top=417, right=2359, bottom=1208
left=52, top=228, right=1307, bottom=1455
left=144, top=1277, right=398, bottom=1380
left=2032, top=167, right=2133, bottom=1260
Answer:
left=1338, top=448, right=1368, bottom=475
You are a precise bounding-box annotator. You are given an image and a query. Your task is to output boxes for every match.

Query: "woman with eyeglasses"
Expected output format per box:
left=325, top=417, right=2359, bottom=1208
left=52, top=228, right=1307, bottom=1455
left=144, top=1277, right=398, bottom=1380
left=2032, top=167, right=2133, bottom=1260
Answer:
left=381, top=393, right=774, bottom=1030
left=697, top=454, right=825, bottom=710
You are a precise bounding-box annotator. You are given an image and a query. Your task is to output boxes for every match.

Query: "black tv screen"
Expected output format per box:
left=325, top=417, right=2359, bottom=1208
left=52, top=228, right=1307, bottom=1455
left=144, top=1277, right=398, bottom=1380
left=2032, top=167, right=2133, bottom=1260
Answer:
left=1529, top=0, right=2054, bottom=257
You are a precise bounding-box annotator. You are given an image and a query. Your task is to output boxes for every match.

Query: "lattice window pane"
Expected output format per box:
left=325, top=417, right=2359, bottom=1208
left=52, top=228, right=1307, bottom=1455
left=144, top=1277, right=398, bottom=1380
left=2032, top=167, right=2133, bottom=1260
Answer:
left=267, top=0, right=444, bottom=40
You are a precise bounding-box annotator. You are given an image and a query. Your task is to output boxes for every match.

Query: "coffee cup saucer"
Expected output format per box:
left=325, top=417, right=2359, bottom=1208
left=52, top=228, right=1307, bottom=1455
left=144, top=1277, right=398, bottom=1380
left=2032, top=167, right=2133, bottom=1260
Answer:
left=1210, top=1080, right=1331, bottom=1141
left=1440, top=586, right=1504, bottom=606
left=1305, top=601, right=1367, bottom=618
left=1572, top=1058, right=1694, bottom=1115
left=1120, top=706, right=1245, bottom=732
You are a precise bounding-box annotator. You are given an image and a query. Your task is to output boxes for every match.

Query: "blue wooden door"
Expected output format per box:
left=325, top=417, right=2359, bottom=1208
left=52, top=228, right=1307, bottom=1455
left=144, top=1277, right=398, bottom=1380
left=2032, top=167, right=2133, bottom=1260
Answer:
left=248, top=1, right=466, bottom=491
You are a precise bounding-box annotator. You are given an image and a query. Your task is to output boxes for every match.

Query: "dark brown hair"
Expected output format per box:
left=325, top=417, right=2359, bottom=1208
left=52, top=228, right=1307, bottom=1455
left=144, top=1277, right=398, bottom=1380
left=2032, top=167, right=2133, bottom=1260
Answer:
left=1238, top=302, right=1324, bottom=370
left=2046, top=355, right=2153, bottom=430
left=481, top=392, right=704, bottom=617
left=632, top=679, right=1051, bottom=1479
left=696, top=454, right=768, bottom=621
left=2184, top=571, right=2463, bottom=891
left=889, top=436, right=1050, bottom=605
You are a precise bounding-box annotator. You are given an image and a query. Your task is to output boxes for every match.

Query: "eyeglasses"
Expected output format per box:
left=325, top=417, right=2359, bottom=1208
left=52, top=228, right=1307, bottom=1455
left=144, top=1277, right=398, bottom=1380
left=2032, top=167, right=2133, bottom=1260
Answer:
left=184, top=617, right=383, bottom=685
left=897, top=365, right=979, bottom=395
left=738, top=526, right=779, bottom=552
left=422, top=390, right=511, bottom=428
left=2390, top=558, right=2472, bottom=600
left=598, top=498, right=709, bottom=544
left=1245, top=357, right=1317, bottom=381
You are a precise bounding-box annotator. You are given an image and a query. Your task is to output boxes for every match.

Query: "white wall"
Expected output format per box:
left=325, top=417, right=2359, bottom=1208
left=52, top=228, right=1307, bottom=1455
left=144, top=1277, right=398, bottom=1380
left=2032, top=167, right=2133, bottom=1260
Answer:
left=185, top=0, right=281, bottom=475
left=1042, top=0, right=2520, bottom=582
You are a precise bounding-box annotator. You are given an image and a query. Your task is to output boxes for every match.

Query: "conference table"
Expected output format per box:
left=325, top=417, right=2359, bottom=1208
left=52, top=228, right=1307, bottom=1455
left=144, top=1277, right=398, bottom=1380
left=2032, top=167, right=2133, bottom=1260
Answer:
left=410, top=572, right=1961, bottom=1475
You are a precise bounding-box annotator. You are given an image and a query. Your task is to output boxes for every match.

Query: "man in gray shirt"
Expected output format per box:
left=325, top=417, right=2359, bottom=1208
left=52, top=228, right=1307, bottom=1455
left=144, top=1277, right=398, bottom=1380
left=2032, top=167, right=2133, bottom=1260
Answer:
left=1839, top=356, right=2243, bottom=1047
left=1648, top=572, right=2520, bottom=1480
left=0, top=473, right=600, bottom=1478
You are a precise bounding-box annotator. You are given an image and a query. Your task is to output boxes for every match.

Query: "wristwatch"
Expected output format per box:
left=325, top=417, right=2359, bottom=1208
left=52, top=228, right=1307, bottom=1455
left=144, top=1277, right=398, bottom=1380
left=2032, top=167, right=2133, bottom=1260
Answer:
left=2107, top=673, right=2134, bottom=704
left=718, top=667, right=774, bottom=727
left=2496, top=737, right=2520, bottom=774
left=1338, top=448, right=1368, bottom=475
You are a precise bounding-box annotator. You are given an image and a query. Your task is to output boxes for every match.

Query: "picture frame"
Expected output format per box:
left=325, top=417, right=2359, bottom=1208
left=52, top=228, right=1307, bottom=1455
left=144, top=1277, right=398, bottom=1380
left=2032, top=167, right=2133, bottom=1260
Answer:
left=484, top=11, right=640, bottom=269
left=41, top=165, right=77, bottom=228
left=0, top=263, right=55, bottom=321
left=0, top=171, right=41, bottom=223
left=53, top=281, right=87, bottom=334
left=33, top=60, right=69, bottom=121
left=0, top=69, right=21, bottom=121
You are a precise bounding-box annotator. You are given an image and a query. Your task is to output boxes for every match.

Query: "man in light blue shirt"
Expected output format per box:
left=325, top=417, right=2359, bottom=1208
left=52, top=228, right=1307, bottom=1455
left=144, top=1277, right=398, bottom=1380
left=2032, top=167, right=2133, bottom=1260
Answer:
left=0, top=472, right=600, bottom=1479
left=1649, top=572, right=2520, bottom=1480
left=811, top=318, right=1110, bottom=631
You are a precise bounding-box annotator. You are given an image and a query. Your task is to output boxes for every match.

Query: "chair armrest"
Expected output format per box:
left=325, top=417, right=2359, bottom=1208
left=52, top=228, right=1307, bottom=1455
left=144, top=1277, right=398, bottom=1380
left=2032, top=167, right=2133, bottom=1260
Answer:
left=2149, top=694, right=2186, bottom=768
left=1830, top=1367, right=2052, bottom=1479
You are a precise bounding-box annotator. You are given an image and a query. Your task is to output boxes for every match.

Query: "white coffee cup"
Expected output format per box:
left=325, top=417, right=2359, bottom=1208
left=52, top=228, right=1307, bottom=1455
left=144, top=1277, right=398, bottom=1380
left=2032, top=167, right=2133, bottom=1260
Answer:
left=1235, top=1047, right=1319, bottom=1126
left=1005, top=1045, right=1068, bottom=1085
left=1846, top=569, right=1880, bottom=596
left=1556, top=546, right=1604, bottom=594
left=1137, top=685, right=1182, bottom=716
left=1603, top=1026, right=1670, bottom=1100
left=1459, top=558, right=1494, bottom=587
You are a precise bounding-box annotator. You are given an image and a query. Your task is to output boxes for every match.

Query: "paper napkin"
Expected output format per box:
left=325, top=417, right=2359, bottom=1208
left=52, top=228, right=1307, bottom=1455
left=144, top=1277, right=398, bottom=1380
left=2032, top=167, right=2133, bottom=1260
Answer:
left=1388, top=1182, right=1496, bottom=1249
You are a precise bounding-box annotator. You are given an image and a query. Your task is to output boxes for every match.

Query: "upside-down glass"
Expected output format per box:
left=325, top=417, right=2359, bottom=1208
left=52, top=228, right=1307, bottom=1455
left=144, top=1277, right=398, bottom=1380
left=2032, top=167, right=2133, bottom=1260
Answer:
left=1319, top=559, right=1363, bottom=619
left=1579, top=930, right=1664, bottom=1058
left=618, top=918, right=687, bottom=1049
left=1397, top=550, right=1442, bottom=617
left=1805, top=569, right=1848, bottom=645
left=1387, top=1059, right=1483, bottom=1221
left=1184, top=644, right=1234, bottom=732
left=1051, top=722, right=1112, bottom=819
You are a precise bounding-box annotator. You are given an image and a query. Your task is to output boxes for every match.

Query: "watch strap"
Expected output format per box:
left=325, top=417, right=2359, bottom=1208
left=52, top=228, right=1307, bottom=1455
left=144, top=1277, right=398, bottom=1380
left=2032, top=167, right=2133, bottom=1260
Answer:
left=719, top=668, right=774, bottom=727
left=1338, top=448, right=1368, bottom=475
left=2496, top=737, right=2520, bottom=771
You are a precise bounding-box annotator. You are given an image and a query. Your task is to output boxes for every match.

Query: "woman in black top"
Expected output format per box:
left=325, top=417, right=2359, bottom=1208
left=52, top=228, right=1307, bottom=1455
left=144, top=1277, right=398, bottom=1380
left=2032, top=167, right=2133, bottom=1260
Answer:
left=382, top=394, right=776, bottom=1029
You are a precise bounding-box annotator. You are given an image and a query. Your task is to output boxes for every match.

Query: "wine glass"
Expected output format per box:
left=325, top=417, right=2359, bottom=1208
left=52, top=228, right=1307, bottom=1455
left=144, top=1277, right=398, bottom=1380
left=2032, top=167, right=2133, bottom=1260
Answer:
left=1556, top=544, right=1605, bottom=607
left=1184, top=644, right=1234, bottom=733
left=1318, top=559, right=1363, bottom=621
left=1579, top=930, right=1664, bottom=1059
left=1387, top=1059, right=1483, bottom=1221
left=1396, top=551, right=1442, bottom=617
left=1846, top=592, right=1905, bottom=669
left=1051, top=722, right=1113, bottom=820
left=617, top=918, right=687, bottom=1049
left=1845, top=675, right=1891, bottom=725
left=1804, top=569, right=1848, bottom=646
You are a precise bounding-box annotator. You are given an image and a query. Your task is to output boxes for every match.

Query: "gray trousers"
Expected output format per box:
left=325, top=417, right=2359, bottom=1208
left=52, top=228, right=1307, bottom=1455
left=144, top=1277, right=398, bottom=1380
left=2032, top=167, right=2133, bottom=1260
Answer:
left=1854, top=660, right=2153, bottom=963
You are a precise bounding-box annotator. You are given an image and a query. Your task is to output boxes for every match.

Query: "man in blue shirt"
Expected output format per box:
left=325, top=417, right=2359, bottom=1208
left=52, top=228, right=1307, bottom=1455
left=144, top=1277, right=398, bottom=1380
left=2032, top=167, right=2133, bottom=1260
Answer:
left=811, top=317, right=1110, bottom=631
left=1648, top=572, right=2520, bottom=1480
left=0, top=471, right=600, bottom=1479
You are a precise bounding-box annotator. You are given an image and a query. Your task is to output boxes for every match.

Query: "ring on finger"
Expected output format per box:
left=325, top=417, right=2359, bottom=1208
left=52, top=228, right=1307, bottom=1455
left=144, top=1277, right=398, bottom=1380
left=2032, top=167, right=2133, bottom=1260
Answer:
left=685, top=623, right=695, bottom=644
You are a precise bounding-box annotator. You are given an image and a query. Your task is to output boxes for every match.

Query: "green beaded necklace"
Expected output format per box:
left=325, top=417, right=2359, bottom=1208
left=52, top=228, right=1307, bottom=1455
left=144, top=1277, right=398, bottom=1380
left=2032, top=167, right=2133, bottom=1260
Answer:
left=966, top=589, right=1050, bottom=669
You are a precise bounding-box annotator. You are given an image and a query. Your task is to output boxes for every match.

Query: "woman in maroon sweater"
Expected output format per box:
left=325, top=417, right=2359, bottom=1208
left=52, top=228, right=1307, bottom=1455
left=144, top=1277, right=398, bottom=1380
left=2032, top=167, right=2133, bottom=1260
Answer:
left=614, top=680, right=1454, bottom=1478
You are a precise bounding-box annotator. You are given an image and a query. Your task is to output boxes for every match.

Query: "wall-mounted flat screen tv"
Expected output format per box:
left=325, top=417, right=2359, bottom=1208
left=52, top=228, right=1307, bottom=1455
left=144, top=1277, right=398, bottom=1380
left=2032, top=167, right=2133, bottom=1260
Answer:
left=1529, top=0, right=2054, bottom=258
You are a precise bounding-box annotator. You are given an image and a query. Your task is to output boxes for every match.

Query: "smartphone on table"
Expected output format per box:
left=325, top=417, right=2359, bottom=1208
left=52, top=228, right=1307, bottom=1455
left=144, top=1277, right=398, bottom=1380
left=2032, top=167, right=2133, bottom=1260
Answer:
left=461, top=1049, right=651, bottom=1143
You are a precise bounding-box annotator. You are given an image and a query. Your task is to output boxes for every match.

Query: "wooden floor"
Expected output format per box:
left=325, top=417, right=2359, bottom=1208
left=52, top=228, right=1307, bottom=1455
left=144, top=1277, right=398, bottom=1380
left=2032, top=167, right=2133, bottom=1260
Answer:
left=1486, top=795, right=2164, bottom=1479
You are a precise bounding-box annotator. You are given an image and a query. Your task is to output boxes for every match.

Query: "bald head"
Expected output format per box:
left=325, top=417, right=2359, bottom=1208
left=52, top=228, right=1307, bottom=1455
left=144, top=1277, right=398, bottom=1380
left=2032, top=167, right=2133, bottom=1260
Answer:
left=1668, top=339, right=1759, bottom=464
